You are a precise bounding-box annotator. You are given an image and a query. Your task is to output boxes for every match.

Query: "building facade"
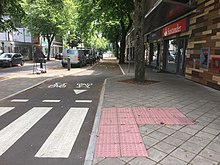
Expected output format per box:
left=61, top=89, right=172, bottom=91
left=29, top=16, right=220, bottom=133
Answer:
left=134, top=0, right=220, bottom=90
left=0, top=28, right=63, bottom=60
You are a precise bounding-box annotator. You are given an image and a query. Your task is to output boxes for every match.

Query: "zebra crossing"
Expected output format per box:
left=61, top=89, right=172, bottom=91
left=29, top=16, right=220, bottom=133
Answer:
left=0, top=107, right=52, bottom=156
left=0, top=105, right=90, bottom=158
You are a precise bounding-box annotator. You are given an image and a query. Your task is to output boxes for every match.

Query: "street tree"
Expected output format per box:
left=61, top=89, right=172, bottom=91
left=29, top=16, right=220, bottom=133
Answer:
left=22, top=0, right=75, bottom=60
left=93, top=0, right=133, bottom=64
left=0, top=0, right=25, bottom=31
left=75, top=0, right=133, bottom=63
left=134, top=0, right=145, bottom=82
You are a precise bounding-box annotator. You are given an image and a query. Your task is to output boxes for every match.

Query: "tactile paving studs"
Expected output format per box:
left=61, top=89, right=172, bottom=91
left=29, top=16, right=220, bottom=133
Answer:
left=94, top=144, right=120, bottom=158
left=95, top=107, right=192, bottom=158
left=120, top=143, right=147, bottom=157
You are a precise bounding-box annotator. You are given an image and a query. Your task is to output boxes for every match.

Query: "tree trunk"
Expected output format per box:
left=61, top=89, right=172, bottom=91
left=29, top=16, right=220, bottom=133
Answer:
left=119, top=15, right=133, bottom=64
left=115, top=40, right=119, bottom=59
left=134, top=0, right=145, bottom=82
left=119, top=33, right=126, bottom=64
left=46, top=34, right=55, bottom=61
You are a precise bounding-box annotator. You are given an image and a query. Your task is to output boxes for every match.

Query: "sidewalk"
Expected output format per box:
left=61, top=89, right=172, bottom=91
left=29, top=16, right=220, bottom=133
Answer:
left=0, top=59, right=219, bottom=164
left=91, top=61, right=220, bottom=165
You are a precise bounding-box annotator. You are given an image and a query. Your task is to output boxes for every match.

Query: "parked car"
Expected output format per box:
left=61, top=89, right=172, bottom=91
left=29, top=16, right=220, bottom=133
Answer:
left=0, top=53, right=24, bottom=67
left=62, top=49, right=86, bottom=68
left=84, top=49, right=96, bottom=65
left=55, top=53, right=63, bottom=60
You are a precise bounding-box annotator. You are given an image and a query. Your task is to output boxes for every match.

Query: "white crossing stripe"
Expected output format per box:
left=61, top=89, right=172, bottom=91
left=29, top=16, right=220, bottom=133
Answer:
left=42, top=100, right=61, bottom=103
left=0, top=107, right=15, bottom=117
left=11, top=99, right=29, bottom=102
left=75, top=100, right=92, bottom=103
left=35, top=107, right=89, bottom=158
left=0, top=107, right=52, bottom=156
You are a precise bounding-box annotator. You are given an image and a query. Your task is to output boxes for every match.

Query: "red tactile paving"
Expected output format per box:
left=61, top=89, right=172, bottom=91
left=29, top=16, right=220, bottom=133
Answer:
left=119, top=124, right=139, bottom=133
left=96, top=133, right=119, bottom=144
left=98, top=125, right=118, bottom=134
left=120, top=143, right=148, bottom=157
left=118, top=117, right=137, bottom=125
left=99, top=117, right=118, bottom=125
left=94, top=107, right=192, bottom=158
left=119, top=133, right=143, bottom=144
left=118, top=112, right=134, bottom=118
left=94, top=144, right=120, bottom=158
left=133, top=107, right=193, bottom=125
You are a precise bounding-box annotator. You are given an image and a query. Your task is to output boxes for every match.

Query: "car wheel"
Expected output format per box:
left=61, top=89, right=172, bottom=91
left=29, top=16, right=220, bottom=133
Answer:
left=20, top=61, right=24, bottom=66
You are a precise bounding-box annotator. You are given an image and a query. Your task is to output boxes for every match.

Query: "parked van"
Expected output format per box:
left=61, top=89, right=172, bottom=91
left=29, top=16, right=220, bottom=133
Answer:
left=62, top=49, right=86, bottom=67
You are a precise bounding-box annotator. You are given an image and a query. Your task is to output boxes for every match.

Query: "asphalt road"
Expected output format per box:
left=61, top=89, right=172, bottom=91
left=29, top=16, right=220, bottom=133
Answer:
left=0, top=60, right=122, bottom=165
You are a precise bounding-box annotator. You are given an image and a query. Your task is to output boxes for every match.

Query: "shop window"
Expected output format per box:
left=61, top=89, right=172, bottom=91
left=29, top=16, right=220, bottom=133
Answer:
left=150, top=42, right=160, bottom=67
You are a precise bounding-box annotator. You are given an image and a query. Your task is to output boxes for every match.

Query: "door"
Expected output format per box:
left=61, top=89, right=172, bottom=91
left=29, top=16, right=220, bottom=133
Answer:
left=164, top=38, right=187, bottom=75
left=177, top=38, right=187, bottom=75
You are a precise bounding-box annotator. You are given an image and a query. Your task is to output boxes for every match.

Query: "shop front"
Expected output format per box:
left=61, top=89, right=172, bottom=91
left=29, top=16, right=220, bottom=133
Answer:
left=162, top=18, right=189, bottom=75
left=145, top=30, right=162, bottom=69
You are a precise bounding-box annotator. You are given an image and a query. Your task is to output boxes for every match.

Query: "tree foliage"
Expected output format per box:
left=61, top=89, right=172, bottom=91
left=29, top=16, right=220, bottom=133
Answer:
left=22, top=0, right=76, bottom=60
left=74, top=0, right=134, bottom=62
left=0, top=0, right=25, bottom=31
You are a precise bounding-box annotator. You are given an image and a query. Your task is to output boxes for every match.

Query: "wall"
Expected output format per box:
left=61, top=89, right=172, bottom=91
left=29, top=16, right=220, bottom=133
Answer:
left=185, top=0, right=220, bottom=90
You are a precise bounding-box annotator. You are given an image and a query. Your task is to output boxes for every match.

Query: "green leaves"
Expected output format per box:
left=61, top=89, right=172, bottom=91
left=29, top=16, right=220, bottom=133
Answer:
left=0, top=0, right=25, bottom=31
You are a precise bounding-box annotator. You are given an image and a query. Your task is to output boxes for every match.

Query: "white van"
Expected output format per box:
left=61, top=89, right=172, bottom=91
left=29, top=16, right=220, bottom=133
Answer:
left=62, top=49, right=86, bottom=67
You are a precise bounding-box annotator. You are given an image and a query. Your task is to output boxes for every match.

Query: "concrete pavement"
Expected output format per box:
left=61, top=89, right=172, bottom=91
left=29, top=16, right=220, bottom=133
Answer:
left=0, top=58, right=220, bottom=165
left=91, top=60, right=220, bottom=165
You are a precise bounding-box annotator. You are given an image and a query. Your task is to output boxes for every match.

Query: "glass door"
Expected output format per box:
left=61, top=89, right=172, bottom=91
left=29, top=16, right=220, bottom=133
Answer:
left=164, top=38, right=187, bottom=75
left=177, top=38, right=187, bottom=75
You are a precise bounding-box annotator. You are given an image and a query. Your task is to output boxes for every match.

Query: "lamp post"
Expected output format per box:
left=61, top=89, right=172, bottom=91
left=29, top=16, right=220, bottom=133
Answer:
left=30, top=0, right=35, bottom=60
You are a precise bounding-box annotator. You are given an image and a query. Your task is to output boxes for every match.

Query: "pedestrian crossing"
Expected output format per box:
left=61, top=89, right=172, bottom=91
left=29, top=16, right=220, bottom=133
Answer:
left=0, top=106, right=89, bottom=158
left=35, top=108, right=89, bottom=158
left=0, top=107, right=14, bottom=117
left=0, top=107, right=52, bottom=156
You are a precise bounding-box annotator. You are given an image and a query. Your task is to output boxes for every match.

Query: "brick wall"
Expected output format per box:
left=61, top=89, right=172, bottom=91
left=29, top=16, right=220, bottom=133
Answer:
left=185, top=0, right=220, bottom=90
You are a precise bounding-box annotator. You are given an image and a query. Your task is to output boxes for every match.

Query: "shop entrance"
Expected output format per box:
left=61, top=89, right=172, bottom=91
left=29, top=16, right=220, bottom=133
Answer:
left=164, top=38, right=187, bottom=75
left=149, top=42, right=160, bottom=69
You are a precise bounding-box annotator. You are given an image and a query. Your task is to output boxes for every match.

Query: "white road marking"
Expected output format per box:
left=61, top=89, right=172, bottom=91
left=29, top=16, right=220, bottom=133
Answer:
left=42, top=100, right=61, bottom=103
left=11, top=99, right=29, bottom=102
left=0, top=107, right=15, bottom=117
left=73, top=89, right=87, bottom=95
left=0, top=107, right=52, bottom=156
left=75, top=100, right=92, bottom=103
left=76, top=83, right=93, bottom=88
left=35, top=107, right=89, bottom=158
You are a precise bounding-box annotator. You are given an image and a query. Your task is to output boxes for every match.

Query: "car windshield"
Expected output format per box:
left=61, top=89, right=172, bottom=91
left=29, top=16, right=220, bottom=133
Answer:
left=0, top=54, right=12, bottom=58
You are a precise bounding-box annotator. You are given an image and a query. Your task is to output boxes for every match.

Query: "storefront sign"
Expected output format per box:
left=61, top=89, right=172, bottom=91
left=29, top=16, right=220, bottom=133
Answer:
left=162, top=18, right=188, bottom=37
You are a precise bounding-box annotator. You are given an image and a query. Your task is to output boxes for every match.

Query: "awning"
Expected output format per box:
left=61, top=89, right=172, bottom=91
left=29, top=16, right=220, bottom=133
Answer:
left=144, top=0, right=196, bottom=34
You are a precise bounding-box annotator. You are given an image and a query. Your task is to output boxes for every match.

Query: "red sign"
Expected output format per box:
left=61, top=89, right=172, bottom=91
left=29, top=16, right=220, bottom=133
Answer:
left=162, top=18, right=187, bottom=37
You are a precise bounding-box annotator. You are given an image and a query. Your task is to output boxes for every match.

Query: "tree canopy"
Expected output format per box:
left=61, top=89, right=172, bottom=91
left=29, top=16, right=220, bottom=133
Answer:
left=0, top=0, right=25, bottom=31
left=22, top=0, right=75, bottom=60
left=74, top=0, right=134, bottom=63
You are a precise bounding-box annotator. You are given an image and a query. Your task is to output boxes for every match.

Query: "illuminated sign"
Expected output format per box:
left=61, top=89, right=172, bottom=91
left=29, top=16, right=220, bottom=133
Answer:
left=162, top=18, right=188, bottom=37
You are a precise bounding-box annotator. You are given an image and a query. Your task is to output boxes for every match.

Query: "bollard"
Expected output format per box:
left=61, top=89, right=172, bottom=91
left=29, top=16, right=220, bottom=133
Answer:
left=67, top=56, right=71, bottom=71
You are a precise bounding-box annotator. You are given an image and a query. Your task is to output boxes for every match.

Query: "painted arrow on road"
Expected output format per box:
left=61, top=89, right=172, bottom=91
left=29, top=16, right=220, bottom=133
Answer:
left=73, top=89, right=87, bottom=95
